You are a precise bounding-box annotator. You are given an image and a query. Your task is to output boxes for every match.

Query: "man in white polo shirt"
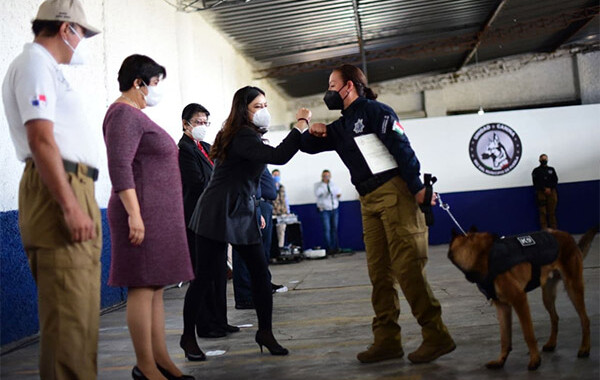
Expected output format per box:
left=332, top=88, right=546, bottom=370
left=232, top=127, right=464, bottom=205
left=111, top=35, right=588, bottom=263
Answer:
left=2, top=0, right=102, bottom=378
left=314, top=169, right=342, bottom=254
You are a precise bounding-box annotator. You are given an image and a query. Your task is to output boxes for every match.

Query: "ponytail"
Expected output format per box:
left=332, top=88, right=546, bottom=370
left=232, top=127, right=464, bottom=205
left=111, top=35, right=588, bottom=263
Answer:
left=364, top=86, right=378, bottom=100
left=334, top=64, right=377, bottom=100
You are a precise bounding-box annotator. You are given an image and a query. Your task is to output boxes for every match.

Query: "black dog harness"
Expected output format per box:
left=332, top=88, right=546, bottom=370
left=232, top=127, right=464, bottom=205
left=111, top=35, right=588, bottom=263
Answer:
left=475, top=231, right=559, bottom=300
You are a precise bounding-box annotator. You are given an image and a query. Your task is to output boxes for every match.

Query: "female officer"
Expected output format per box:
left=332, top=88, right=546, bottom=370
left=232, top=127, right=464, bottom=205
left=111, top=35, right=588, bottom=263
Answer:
left=300, top=64, right=455, bottom=364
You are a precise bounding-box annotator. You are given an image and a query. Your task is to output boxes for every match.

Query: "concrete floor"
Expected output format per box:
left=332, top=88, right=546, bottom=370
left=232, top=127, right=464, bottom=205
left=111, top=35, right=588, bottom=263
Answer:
left=1, top=235, right=598, bottom=380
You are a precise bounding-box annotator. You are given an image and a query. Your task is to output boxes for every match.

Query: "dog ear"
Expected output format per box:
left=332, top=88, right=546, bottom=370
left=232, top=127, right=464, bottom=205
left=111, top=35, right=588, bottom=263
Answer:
left=469, top=225, right=478, bottom=233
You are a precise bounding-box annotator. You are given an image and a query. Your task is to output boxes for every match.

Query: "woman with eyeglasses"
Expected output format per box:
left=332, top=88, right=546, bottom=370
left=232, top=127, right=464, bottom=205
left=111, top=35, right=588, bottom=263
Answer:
left=180, top=86, right=310, bottom=359
left=178, top=103, right=240, bottom=357
left=103, top=54, right=195, bottom=380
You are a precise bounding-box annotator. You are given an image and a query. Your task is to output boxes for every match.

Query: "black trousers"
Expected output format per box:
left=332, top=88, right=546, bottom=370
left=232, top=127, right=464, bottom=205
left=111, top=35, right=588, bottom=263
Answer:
left=183, top=235, right=273, bottom=336
left=185, top=228, right=220, bottom=333
left=233, top=202, right=274, bottom=304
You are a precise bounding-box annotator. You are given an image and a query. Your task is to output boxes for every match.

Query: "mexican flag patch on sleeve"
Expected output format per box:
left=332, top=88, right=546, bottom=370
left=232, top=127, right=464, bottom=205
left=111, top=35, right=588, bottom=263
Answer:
left=392, top=120, right=405, bottom=135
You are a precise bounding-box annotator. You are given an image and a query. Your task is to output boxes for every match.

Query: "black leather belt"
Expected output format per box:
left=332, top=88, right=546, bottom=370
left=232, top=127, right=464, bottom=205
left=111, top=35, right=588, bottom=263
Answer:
left=27, top=158, right=99, bottom=181
left=356, top=169, right=399, bottom=196
left=63, top=159, right=99, bottom=181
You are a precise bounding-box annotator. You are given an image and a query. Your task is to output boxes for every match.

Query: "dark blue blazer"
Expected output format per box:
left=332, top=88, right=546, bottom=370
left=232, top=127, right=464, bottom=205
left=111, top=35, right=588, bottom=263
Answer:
left=257, top=167, right=277, bottom=201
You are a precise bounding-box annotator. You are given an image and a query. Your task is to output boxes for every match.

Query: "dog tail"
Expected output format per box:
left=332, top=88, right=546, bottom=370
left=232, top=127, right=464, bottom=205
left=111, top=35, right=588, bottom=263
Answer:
left=577, top=225, right=599, bottom=260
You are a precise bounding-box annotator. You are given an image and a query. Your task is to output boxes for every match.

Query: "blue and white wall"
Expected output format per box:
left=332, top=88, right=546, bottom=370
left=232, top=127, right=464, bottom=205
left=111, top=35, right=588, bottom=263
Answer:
left=270, top=104, right=600, bottom=249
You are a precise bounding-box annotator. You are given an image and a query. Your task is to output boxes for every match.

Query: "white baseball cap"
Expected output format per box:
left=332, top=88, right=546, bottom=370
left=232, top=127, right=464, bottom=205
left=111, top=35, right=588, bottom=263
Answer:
left=35, top=0, right=101, bottom=38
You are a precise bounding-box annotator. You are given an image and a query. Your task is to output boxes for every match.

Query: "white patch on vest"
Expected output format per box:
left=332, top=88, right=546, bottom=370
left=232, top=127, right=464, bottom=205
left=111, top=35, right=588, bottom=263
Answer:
left=517, top=235, right=536, bottom=247
left=381, top=115, right=390, bottom=134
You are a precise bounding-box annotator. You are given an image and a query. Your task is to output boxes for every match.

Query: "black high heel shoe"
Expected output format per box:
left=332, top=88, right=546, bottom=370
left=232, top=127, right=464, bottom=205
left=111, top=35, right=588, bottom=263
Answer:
left=179, top=335, right=206, bottom=361
left=131, top=366, right=148, bottom=380
left=156, top=362, right=195, bottom=380
left=255, top=330, right=289, bottom=356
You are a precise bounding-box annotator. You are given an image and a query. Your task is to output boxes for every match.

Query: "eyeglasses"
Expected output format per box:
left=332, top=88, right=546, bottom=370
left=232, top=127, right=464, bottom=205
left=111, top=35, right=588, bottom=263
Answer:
left=189, top=119, right=211, bottom=127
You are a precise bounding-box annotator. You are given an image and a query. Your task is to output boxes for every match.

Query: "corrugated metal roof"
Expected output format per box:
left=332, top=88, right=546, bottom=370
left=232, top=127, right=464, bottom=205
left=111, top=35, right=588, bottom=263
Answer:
left=174, top=0, right=600, bottom=97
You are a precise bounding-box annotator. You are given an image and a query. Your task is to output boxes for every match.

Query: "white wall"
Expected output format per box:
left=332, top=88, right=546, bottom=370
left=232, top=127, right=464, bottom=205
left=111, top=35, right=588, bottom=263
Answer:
left=0, top=0, right=292, bottom=212
left=578, top=50, right=600, bottom=104
left=268, top=104, right=600, bottom=205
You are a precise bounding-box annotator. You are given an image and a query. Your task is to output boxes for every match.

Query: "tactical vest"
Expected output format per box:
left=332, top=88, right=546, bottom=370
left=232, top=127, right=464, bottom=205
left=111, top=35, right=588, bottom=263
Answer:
left=476, top=231, right=558, bottom=300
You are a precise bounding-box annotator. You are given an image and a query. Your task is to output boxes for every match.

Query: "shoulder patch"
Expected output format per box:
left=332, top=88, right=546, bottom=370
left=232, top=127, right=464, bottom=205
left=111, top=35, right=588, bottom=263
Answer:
left=31, top=94, right=47, bottom=107
left=392, top=120, right=404, bottom=135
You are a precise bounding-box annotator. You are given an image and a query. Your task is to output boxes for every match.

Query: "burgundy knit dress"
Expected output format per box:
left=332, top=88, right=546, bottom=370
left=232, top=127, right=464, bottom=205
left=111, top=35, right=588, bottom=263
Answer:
left=103, top=103, right=194, bottom=287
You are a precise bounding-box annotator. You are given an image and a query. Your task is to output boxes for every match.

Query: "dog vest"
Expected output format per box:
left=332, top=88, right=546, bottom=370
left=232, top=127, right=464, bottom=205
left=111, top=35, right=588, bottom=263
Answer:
left=476, top=231, right=558, bottom=300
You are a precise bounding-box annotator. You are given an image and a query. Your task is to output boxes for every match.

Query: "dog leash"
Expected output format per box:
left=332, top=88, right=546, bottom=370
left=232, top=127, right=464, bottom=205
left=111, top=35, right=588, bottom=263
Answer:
left=437, top=193, right=467, bottom=236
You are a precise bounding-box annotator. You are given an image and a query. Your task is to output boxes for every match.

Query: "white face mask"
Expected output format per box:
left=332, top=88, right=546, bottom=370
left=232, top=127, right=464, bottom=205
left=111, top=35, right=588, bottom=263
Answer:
left=141, top=81, right=163, bottom=107
left=252, top=107, right=271, bottom=131
left=63, top=25, right=88, bottom=65
left=189, top=123, right=207, bottom=141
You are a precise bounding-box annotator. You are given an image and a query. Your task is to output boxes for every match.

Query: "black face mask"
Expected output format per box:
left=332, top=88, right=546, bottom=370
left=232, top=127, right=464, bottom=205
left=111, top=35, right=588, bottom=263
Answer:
left=540, top=160, right=548, bottom=165
left=323, top=84, right=348, bottom=110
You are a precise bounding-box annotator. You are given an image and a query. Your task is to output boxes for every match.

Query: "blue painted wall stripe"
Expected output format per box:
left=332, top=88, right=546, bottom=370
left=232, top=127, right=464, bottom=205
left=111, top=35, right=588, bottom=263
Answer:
left=291, top=180, right=600, bottom=249
left=0, top=210, right=124, bottom=346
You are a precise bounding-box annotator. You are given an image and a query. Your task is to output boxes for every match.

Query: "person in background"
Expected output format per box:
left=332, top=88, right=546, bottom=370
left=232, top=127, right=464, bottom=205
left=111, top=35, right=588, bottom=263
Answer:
left=300, top=64, right=454, bottom=365
left=103, top=54, right=194, bottom=380
left=2, top=1, right=102, bottom=378
left=532, top=153, right=559, bottom=229
left=178, top=103, right=237, bottom=342
left=271, top=169, right=290, bottom=249
left=234, top=168, right=273, bottom=309
left=183, top=86, right=310, bottom=357
left=314, top=169, right=342, bottom=254
left=234, top=168, right=287, bottom=310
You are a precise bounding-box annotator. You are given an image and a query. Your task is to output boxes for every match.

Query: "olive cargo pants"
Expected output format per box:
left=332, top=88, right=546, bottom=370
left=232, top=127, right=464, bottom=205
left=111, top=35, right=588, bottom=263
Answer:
left=360, top=176, right=451, bottom=349
left=536, top=189, right=558, bottom=229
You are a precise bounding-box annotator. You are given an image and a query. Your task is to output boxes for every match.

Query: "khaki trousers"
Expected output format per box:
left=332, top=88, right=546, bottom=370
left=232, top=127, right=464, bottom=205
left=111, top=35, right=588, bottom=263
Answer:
left=536, top=189, right=558, bottom=229
left=19, top=160, right=102, bottom=380
left=360, top=176, right=451, bottom=349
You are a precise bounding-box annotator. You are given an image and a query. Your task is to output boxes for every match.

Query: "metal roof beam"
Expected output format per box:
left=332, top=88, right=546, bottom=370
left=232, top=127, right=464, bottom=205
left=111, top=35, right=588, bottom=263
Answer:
left=459, top=0, right=509, bottom=69
left=257, top=6, right=600, bottom=78
left=352, top=0, right=368, bottom=77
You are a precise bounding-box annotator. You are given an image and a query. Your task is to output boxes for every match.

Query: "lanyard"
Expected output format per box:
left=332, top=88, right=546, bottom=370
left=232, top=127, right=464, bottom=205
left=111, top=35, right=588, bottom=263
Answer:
left=196, top=141, right=213, bottom=166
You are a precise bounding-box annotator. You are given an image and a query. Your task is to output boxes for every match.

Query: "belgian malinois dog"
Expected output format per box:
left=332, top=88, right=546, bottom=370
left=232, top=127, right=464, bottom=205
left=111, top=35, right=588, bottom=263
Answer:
left=448, top=226, right=597, bottom=370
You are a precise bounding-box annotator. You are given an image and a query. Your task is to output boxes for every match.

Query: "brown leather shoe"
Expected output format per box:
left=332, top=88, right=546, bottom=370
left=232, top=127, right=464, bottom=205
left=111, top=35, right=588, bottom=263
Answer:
left=407, top=339, right=456, bottom=364
left=357, top=345, right=404, bottom=363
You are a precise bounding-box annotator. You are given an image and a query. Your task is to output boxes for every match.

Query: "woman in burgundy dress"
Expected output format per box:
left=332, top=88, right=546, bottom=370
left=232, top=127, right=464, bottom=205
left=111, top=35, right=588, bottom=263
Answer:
left=103, top=54, right=194, bottom=380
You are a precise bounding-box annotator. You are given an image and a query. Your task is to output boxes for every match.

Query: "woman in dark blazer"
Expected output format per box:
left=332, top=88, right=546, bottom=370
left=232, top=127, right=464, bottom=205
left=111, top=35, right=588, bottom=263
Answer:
left=178, top=103, right=214, bottom=234
left=180, top=86, right=310, bottom=358
left=178, top=104, right=236, bottom=346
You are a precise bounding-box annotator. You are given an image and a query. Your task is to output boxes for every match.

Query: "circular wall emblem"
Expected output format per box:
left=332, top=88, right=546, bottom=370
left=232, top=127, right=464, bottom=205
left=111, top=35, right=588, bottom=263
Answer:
left=469, top=123, right=522, bottom=176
